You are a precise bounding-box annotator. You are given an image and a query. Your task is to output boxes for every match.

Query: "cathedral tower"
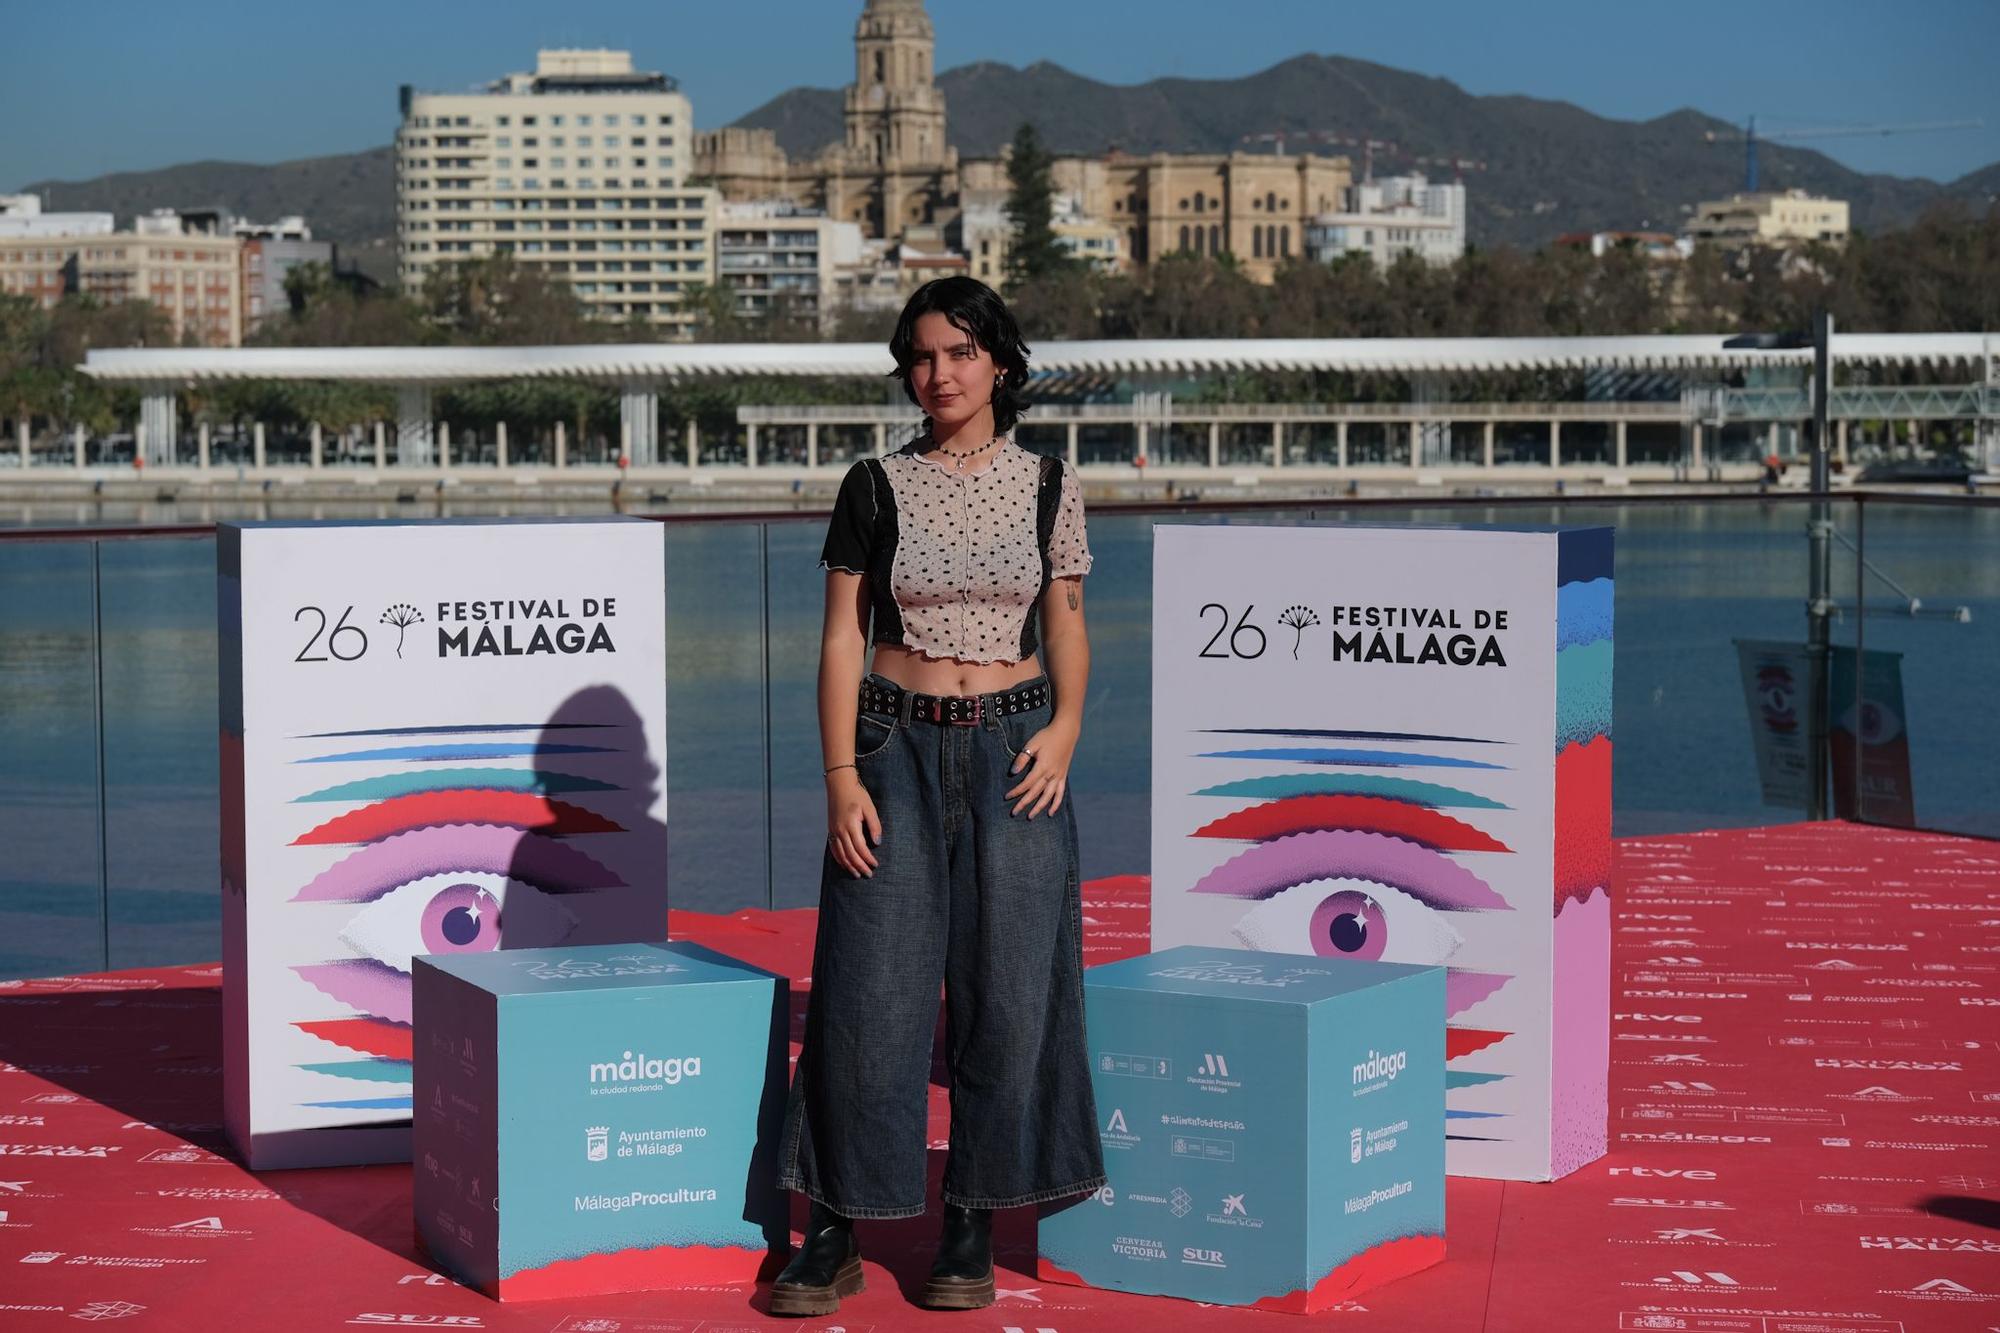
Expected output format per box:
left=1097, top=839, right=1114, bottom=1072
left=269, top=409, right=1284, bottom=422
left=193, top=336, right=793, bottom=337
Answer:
left=845, top=0, right=948, bottom=169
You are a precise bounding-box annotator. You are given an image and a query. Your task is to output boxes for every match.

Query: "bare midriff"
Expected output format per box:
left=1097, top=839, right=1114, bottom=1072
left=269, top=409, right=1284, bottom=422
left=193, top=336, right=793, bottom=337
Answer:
left=869, top=642, right=1043, bottom=696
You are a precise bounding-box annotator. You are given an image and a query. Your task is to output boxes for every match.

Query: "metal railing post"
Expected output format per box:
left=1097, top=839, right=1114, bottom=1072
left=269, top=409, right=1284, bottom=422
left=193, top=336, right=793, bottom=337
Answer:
left=1806, top=310, right=1835, bottom=822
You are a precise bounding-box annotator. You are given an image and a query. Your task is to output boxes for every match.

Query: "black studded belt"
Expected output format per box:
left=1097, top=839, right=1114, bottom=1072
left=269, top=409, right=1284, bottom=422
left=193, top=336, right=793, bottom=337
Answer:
left=859, top=677, right=1051, bottom=726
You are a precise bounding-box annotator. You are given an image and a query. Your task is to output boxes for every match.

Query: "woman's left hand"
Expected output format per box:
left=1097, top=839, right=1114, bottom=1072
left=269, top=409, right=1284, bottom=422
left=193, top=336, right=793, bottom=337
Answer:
left=1006, top=719, right=1078, bottom=818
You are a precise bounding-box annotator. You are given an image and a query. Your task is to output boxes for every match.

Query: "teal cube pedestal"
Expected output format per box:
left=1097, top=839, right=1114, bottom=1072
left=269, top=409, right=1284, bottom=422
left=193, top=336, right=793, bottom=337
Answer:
left=413, top=942, right=786, bottom=1301
left=1038, top=945, right=1445, bottom=1312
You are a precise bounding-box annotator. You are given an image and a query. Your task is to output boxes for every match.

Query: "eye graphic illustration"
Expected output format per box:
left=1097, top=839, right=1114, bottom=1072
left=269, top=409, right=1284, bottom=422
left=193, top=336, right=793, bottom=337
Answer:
left=291, top=823, right=625, bottom=905
left=294, top=767, right=622, bottom=804
left=283, top=719, right=646, bottom=1112
left=292, top=791, right=622, bottom=846
left=1194, top=794, right=1511, bottom=853
left=292, top=824, right=621, bottom=1023
left=336, top=871, right=581, bottom=974
left=1228, top=876, right=1464, bottom=965
left=298, top=740, right=619, bottom=764
left=1195, top=772, right=1507, bottom=810
left=1196, top=745, right=1504, bottom=771
left=1192, top=829, right=1508, bottom=911
left=1188, top=737, right=1524, bottom=1070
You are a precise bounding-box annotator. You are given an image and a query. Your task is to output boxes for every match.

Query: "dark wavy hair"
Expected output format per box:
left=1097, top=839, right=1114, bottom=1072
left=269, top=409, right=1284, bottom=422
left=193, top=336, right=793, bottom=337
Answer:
left=887, top=276, right=1032, bottom=435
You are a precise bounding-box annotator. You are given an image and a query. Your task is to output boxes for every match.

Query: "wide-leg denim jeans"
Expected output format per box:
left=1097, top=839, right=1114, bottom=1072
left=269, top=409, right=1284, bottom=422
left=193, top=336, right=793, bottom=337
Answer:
left=778, top=673, right=1108, bottom=1219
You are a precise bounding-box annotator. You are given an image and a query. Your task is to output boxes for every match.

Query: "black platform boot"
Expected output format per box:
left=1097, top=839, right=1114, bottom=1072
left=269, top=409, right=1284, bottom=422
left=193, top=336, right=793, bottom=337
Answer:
left=770, top=1200, right=863, bottom=1317
left=920, top=1201, right=995, bottom=1309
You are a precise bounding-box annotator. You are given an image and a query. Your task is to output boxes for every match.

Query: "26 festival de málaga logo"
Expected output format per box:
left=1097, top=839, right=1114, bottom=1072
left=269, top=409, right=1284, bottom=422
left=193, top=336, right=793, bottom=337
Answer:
left=1195, top=599, right=1512, bottom=667
left=292, top=595, right=622, bottom=662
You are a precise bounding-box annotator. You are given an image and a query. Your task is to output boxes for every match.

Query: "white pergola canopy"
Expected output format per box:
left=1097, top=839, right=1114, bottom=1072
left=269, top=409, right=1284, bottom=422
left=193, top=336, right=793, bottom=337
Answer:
left=80, top=333, right=1996, bottom=385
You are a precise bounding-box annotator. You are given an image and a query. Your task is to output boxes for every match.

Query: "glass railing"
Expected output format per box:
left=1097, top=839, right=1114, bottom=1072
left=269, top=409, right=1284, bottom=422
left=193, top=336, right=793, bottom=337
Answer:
left=2, top=493, right=1994, bottom=980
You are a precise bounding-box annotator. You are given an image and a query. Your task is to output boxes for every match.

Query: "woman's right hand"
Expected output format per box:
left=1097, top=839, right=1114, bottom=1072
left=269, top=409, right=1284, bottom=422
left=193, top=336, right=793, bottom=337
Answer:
left=827, top=771, right=882, bottom=878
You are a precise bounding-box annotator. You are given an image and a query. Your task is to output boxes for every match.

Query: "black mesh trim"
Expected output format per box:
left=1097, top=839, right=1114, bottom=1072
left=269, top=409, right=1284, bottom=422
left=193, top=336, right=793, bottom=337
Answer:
left=864, top=457, right=906, bottom=648
left=1019, top=454, right=1063, bottom=659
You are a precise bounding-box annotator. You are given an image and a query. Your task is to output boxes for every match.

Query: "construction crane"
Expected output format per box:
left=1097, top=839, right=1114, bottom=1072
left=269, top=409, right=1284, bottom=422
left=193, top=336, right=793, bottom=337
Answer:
left=1707, top=115, right=1982, bottom=193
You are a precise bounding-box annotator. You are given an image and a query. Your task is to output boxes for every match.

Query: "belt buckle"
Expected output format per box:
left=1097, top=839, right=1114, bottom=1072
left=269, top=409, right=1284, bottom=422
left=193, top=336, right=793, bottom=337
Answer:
left=937, top=695, right=981, bottom=726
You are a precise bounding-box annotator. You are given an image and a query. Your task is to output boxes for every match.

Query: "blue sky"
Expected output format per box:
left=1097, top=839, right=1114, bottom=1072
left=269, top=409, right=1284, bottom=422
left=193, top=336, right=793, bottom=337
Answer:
left=3, top=0, right=1994, bottom=190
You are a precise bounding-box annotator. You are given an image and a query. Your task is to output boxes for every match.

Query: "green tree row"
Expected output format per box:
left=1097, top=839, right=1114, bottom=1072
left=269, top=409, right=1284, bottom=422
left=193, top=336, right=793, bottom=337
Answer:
left=1003, top=205, right=2000, bottom=342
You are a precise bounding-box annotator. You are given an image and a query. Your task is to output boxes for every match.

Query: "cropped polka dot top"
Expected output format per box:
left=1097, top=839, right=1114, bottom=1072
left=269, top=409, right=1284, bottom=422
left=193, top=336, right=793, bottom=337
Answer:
left=818, top=436, right=1093, bottom=664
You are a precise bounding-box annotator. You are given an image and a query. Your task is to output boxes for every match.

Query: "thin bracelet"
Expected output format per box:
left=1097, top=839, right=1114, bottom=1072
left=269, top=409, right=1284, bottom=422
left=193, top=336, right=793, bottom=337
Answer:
left=823, top=762, right=856, bottom=776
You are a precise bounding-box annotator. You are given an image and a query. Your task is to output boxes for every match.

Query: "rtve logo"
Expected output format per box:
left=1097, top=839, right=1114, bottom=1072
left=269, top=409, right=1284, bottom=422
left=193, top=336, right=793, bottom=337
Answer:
left=1609, top=1167, right=1718, bottom=1181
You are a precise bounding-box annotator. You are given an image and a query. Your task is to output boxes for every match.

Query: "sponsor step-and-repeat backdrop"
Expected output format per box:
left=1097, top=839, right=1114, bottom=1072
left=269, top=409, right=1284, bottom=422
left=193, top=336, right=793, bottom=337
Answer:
left=0, top=823, right=1993, bottom=1328
left=413, top=942, right=786, bottom=1301
left=1152, top=524, right=1613, bottom=1182
left=220, top=518, right=670, bottom=1170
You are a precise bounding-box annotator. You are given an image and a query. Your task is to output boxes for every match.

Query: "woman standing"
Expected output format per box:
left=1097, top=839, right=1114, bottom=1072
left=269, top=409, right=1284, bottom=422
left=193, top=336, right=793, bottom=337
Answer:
left=771, top=277, right=1105, bottom=1315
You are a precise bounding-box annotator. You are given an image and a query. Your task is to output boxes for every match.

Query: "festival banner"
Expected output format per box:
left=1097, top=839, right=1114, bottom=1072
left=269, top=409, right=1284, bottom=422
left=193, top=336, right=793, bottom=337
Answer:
left=220, top=518, right=670, bottom=1169
left=1734, top=639, right=1913, bottom=824
left=1735, top=639, right=1814, bottom=809
left=1150, top=524, right=1613, bottom=1182
left=1830, top=645, right=1915, bottom=826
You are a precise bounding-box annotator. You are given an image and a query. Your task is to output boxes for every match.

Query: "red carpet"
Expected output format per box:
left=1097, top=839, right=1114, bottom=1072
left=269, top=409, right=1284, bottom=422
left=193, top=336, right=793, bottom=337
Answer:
left=0, top=822, right=1995, bottom=1331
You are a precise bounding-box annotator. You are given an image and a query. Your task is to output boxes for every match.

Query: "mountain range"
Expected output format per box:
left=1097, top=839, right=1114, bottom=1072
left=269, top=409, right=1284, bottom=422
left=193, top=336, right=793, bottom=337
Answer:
left=19, top=53, right=1997, bottom=281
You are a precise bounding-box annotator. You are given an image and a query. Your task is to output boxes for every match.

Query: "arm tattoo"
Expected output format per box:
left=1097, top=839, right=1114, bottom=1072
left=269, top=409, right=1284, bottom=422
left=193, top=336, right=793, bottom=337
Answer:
left=1065, top=581, right=1081, bottom=611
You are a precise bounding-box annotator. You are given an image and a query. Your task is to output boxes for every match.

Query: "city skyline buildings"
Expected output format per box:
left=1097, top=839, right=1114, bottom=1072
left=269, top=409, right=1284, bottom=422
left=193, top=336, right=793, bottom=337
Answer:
left=3, top=0, right=1994, bottom=195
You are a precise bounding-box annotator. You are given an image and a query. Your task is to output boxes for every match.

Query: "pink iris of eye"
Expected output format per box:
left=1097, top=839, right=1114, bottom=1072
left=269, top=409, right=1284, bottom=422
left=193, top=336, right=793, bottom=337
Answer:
left=420, top=884, right=501, bottom=954
left=1309, top=890, right=1387, bottom=961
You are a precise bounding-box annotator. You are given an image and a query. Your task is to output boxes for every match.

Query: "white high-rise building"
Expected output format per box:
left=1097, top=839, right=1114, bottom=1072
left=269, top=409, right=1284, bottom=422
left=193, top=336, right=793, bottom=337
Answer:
left=396, top=49, right=717, bottom=332
left=1305, top=174, right=1467, bottom=269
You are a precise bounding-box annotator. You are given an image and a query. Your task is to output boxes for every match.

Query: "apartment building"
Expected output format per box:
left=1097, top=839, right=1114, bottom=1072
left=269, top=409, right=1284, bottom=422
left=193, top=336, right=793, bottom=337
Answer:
left=715, top=203, right=864, bottom=330
left=237, top=216, right=333, bottom=331
left=1686, top=189, right=1850, bottom=248
left=0, top=227, right=241, bottom=346
left=1305, top=174, right=1467, bottom=269
left=397, top=48, right=716, bottom=332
